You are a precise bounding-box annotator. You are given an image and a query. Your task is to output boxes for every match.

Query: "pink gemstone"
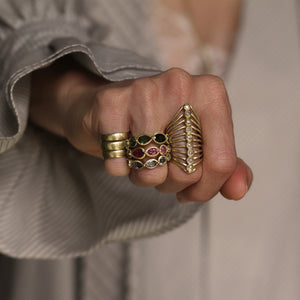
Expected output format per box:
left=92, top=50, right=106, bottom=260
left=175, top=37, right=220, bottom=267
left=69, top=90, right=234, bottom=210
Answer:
left=132, top=148, right=144, bottom=158
left=160, top=145, right=167, bottom=155
left=147, top=147, right=159, bottom=156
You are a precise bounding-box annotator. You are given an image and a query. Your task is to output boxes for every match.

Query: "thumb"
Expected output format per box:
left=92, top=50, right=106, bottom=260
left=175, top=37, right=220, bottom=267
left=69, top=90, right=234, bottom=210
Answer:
left=220, top=158, right=253, bottom=200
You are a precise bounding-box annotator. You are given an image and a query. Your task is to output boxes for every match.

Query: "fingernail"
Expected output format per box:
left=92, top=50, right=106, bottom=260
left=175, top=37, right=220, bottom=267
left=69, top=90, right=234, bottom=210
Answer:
left=246, top=167, right=253, bottom=191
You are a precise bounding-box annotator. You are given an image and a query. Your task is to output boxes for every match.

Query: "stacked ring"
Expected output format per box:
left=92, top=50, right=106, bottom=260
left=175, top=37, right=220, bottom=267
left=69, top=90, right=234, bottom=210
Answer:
left=101, top=132, right=129, bottom=159
left=166, top=104, right=203, bottom=173
left=100, top=104, right=202, bottom=174
left=126, top=133, right=171, bottom=170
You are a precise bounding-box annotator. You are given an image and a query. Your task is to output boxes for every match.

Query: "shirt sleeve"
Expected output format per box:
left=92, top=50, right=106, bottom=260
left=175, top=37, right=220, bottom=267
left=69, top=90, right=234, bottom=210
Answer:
left=0, top=0, right=162, bottom=153
left=0, top=0, right=201, bottom=259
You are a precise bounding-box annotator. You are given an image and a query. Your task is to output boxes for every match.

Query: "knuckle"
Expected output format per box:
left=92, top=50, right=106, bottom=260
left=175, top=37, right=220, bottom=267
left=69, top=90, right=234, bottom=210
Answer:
left=201, top=75, right=227, bottom=105
left=163, top=68, right=192, bottom=101
left=202, top=74, right=225, bottom=90
left=131, top=78, right=159, bottom=103
left=209, top=151, right=237, bottom=175
left=96, top=87, right=127, bottom=109
left=81, top=111, right=94, bottom=135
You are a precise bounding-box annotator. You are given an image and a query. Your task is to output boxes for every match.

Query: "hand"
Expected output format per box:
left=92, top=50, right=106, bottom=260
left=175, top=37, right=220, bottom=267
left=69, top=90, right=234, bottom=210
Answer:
left=30, top=63, right=253, bottom=203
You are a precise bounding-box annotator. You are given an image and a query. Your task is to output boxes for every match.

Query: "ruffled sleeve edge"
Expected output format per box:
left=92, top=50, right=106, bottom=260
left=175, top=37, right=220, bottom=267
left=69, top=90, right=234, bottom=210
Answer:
left=0, top=37, right=161, bottom=153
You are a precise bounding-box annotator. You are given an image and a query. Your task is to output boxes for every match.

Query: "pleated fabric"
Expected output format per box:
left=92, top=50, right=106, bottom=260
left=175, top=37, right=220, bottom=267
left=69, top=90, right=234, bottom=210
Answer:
left=2, top=1, right=299, bottom=300
left=0, top=0, right=201, bottom=259
left=0, top=1, right=204, bottom=299
left=83, top=243, right=128, bottom=300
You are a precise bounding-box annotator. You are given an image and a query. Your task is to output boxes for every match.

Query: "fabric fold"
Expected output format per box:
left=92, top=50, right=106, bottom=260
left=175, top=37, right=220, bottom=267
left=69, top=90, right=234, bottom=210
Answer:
left=0, top=0, right=201, bottom=259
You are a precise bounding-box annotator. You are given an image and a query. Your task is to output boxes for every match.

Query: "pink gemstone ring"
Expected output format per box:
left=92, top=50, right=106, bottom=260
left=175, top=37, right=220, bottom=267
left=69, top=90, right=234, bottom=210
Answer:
left=125, top=133, right=171, bottom=170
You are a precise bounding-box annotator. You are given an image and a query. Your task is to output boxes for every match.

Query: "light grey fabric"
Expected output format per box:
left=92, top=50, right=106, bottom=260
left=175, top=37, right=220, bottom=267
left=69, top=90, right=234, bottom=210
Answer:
left=9, top=258, right=75, bottom=300
left=0, top=0, right=201, bottom=259
left=1, top=0, right=299, bottom=300
left=0, top=1, right=203, bottom=299
left=83, top=243, right=128, bottom=300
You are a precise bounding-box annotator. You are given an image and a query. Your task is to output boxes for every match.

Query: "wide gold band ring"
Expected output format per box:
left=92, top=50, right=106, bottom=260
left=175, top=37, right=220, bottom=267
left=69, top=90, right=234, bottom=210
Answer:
left=102, top=149, right=127, bottom=160
left=102, top=140, right=127, bottom=151
left=100, top=132, right=129, bottom=160
left=101, top=132, right=129, bottom=142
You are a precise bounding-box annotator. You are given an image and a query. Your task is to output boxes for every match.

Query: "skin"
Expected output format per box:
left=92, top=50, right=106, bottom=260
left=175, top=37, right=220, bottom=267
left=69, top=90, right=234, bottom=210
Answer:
left=30, top=58, right=253, bottom=203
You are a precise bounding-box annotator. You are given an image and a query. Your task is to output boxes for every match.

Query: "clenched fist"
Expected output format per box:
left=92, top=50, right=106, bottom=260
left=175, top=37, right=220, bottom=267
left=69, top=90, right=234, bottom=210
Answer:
left=30, top=59, right=253, bottom=204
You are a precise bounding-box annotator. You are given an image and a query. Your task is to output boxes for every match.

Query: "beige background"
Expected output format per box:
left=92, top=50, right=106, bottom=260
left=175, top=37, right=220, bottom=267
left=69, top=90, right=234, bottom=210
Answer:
left=209, top=0, right=300, bottom=299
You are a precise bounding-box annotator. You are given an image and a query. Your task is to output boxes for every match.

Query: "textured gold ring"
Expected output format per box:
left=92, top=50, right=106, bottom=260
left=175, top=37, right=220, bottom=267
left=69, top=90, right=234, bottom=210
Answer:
left=101, top=132, right=129, bottom=142
left=102, top=149, right=127, bottom=160
left=102, top=140, right=127, bottom=151
left=166, top=104, right=203, bottom=173
left=100, top=132, right=129, bottom=160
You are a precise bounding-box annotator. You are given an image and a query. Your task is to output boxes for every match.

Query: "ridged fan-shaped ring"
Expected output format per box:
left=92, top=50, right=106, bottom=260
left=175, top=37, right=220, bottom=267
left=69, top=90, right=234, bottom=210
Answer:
left=166, top=104, right=203, bottom=173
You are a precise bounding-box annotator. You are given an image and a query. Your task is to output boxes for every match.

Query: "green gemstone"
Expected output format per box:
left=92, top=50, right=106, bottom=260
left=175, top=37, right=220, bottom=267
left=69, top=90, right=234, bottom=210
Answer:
left=129, top=137, right=137, bottom=148
left=138, top=134, right=152, bottom=145
left=153, top=133, right=167, bottom=144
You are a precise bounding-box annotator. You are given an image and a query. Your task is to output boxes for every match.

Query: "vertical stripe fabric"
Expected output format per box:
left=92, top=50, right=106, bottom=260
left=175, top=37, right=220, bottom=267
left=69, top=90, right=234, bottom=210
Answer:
left=0, top=1, right=205, bottom=299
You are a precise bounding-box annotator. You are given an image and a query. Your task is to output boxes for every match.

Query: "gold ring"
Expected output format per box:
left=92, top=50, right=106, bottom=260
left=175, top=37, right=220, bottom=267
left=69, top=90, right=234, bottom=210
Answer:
left=102, top=149, right=127, bottom=159
left=102, top=140, right=127, bottom=151
left=126, top=132, right=169, bottom=148
left=100, top=132, right=129, bottom=160
left=166, top=104, right=203, bottom=173
left=127, top=155, right=171, bottom=170
left=125, top=133, right=171, bottom=170
left=101, top=132, right=129, bottom=142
